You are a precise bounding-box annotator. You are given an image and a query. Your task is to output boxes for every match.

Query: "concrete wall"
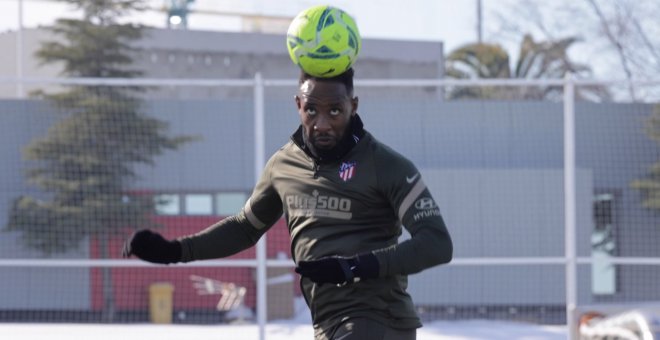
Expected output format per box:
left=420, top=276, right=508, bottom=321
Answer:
left=0, top=231, right=90, bottom=309
left=0, top=28, right=444, bottom=99
left=408, top=168, right=593, bottom=305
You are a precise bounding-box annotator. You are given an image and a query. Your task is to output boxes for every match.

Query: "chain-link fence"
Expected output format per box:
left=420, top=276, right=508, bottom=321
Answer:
left=0, top=76, right=659, bottom=339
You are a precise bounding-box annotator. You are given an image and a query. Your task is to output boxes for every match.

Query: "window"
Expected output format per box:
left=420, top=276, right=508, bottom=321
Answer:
left=185, top=194, right=213, bottom=215
left=153, top=191, right=248, bottom=216
left=154, top=194, right=180, bottom=215
left=216, top=192, right=247, bottom=215
left=592, top=192, right=617, bottom=295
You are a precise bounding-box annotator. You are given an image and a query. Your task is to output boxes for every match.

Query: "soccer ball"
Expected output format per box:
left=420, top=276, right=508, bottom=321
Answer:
left=286, top=5, right=361, bottom=78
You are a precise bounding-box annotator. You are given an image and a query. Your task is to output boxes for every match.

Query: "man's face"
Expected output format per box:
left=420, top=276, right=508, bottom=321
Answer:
left=295, top=79, right=358, bottom=151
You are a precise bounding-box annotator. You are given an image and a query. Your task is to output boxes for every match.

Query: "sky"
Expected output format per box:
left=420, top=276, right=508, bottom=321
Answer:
left=0, top=0, right=491, bottom=53
left=1, top=0, right=645, bottom=86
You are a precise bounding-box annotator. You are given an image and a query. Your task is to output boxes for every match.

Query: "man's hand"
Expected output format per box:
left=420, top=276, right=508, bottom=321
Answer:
left=122, top=229, right=182, bottom=264
left=295, top=253, right=379, bottom=285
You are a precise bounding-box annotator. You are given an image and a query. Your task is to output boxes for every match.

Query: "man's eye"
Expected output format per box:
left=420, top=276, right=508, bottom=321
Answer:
left=305, top=108, right=317, bottom=116
left=329, top=109, right=341, bottom=116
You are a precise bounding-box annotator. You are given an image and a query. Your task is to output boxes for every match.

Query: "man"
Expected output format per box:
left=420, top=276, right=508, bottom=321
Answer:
left=123, top=68, right=453, bottom=340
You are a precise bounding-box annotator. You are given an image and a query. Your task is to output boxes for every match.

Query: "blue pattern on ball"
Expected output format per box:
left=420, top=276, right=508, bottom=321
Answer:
left=316, top=8, right=331, bottom=32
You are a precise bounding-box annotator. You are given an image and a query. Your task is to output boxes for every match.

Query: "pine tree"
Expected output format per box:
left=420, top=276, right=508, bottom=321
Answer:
left=7, top=0, right=191, bottom=321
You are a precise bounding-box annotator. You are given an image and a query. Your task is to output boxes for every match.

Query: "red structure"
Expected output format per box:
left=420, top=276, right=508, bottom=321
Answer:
left=90, top=216, right=294, bottom=313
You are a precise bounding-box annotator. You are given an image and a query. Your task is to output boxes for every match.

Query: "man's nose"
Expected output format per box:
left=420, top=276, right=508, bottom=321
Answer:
left=314, top=114, right=331, bottom=132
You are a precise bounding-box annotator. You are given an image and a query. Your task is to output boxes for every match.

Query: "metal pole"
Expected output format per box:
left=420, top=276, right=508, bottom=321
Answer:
left=254, top=72, right=267, bottom=340
left=17, top=0, right=24, bottom=98
left=563, top=73, right=578, bottom=340
left=476, top=0, right=482, bottom=43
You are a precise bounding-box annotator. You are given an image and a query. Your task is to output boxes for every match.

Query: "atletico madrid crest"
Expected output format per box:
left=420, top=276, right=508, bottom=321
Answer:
left=339, top=161, right=356, bottom=182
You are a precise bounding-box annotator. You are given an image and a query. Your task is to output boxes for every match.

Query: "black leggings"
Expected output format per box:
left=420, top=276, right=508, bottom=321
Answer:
left=319, top=317, right=416, bottom=340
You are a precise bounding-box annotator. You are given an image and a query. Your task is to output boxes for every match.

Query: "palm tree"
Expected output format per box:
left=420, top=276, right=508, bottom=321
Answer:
left=446, top=34, right=609, bottom=101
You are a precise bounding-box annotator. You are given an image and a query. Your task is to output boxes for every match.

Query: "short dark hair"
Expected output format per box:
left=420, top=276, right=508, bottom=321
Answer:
left=298, top=68, right=355, bottom=96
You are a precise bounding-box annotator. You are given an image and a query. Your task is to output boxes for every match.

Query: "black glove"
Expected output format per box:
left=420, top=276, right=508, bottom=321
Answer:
left=295, top=253, right=379, bottom=285
left=122, top=229, right=182, bottom=264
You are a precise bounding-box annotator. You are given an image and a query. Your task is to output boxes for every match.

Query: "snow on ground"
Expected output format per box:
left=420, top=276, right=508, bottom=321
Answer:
left=0, top=299, right=567, bottom=339
left=0, top=320, right=566, bottom=340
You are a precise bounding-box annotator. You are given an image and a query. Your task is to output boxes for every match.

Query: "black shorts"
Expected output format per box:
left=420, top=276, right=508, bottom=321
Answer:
left=317, top=317, right=416, bottom=340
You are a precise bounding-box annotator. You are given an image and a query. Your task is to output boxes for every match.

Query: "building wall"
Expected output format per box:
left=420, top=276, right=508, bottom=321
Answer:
left=0, top=28, right=444, bottom=99
left=0, top=231, right=90, bottom=309
left=408, top=168, right=594, bottom=306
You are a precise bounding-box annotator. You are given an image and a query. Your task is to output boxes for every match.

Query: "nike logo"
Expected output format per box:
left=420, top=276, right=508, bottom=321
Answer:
left=334, top=332, right=354, bottom=340
left=406, top=173, right=419, bottom=183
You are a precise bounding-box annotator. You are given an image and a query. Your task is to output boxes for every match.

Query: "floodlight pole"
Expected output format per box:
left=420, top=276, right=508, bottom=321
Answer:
left=476, top=0, right=482, bottom=43
left=17, top=0, right=24, bottom=98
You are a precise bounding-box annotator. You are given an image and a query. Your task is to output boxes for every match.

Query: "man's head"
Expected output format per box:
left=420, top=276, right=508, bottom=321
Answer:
left=295, top=68, right=359, bottom=154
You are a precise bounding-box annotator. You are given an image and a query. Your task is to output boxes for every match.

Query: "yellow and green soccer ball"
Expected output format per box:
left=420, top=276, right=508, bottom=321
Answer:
left=286, top=5, right=361, bottom=78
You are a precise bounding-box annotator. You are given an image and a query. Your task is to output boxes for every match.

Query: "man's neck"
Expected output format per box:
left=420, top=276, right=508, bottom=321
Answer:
left=293, top=114, right=365, bottom=163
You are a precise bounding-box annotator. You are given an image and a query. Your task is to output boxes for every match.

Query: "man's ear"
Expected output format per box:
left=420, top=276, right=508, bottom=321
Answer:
left=351, top=96, right=359, bottom=116
left=295, top=95, right=301, bottom=110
